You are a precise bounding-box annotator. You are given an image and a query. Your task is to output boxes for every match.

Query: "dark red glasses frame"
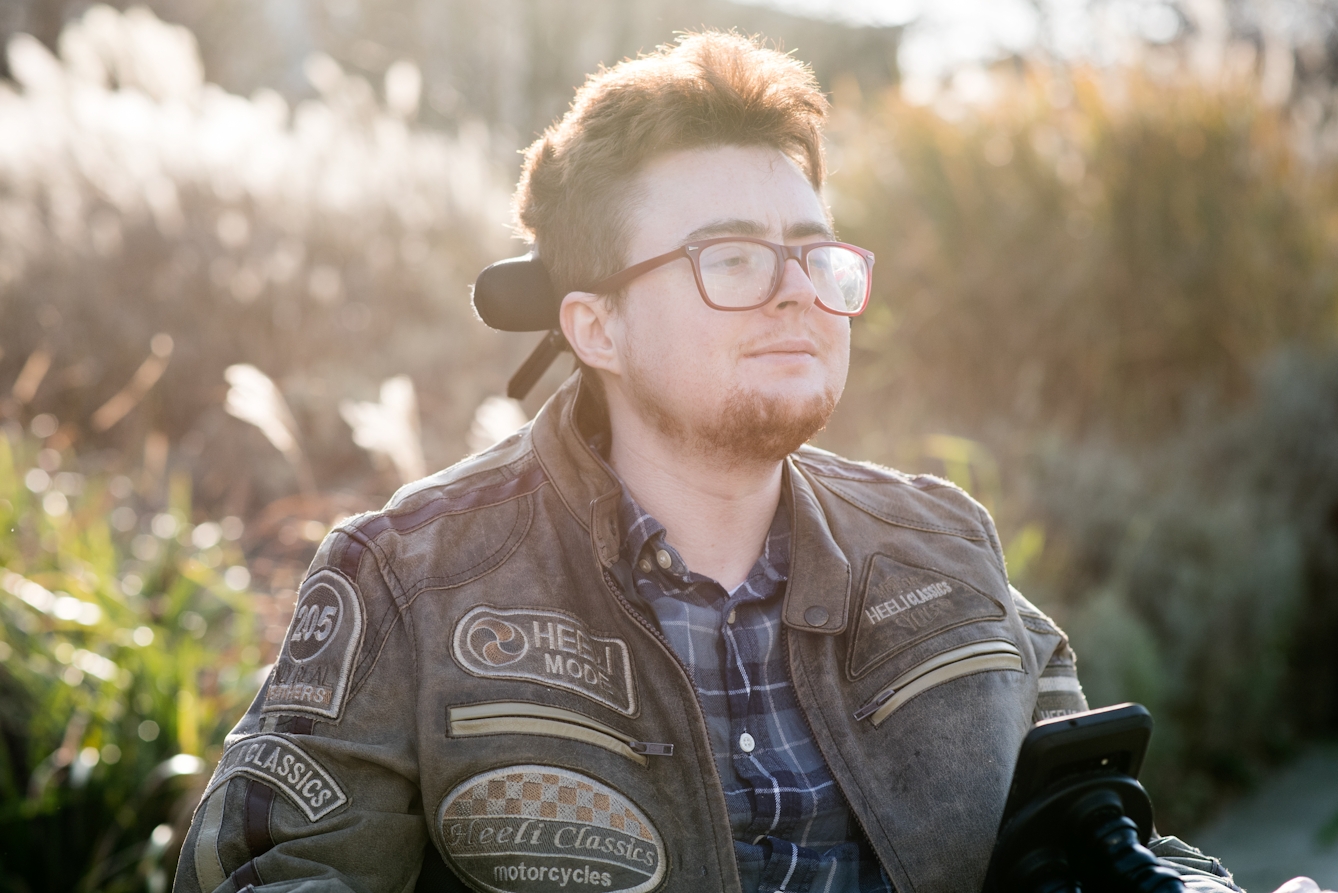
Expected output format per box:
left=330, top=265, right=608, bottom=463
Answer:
left=582, top=237, right=876, bottom=315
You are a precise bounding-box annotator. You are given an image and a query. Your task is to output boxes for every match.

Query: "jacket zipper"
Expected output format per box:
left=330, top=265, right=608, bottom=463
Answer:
left=852, top=640, right=1024, bottom=727
left=784, top=626, right=890, bottom=887
left=448, top=701, right=673, bottom=767
left=600, top=565, right=741, bottom=884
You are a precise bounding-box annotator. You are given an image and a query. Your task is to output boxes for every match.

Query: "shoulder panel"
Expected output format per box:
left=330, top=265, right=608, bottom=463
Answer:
left=329, top=450, right=547, bottom=586
left=384, top=423, right=535, bottom=512
left=793, top=446, right=990, bottom=541
left=1008, top=585, right=1063, bottom=635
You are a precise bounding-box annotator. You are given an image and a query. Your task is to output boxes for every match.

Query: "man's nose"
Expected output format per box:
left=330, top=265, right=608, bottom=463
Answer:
left=770, top=257, right=819, bottom=312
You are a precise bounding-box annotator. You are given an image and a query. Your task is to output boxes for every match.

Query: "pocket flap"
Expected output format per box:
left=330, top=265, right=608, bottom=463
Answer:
left=848, top=554, right=1005, bottom=678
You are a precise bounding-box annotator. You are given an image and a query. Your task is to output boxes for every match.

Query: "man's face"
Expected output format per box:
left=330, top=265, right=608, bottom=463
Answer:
left=600, top=144, right=851, bottom=464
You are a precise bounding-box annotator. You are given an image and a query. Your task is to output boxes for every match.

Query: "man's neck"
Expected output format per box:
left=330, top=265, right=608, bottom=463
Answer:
left=606, top=411, right=783, bottom=592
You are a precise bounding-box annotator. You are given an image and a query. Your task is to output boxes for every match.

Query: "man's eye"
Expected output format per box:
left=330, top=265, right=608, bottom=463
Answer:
left=714, top=255, right=747, bottom=269
left=701, top=247, right=761, bottom=275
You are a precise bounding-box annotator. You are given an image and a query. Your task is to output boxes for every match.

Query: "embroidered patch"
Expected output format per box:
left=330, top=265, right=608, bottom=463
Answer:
left=205, top=734, right=347, bottom=822
left=263, top=568, right=364, bottom=719
left=848, top=555, right=1005, bottom=678
left=436, top=765, right=665, bottom=893
left=452, top=606, right=637, bottom=716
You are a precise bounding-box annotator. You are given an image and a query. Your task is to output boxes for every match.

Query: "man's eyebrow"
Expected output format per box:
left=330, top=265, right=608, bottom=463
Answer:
left=785, top=221, right=836, bottom=240
left=681, top=218, right=835, bottom=242
left=682, top=219, right=769, bottom=241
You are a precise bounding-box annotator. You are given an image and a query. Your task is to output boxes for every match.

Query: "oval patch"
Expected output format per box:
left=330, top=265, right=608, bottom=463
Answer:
left=436, top=765, right=666, bottom=893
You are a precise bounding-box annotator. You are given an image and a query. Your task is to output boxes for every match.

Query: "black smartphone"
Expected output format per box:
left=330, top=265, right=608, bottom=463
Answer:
left=1000, top=702, right=1154, bottom=828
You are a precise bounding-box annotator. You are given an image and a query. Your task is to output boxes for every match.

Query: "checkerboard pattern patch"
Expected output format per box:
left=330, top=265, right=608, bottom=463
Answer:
left=437, top=764, right=667, bottom=893
left=448, top=769, right=654, bottom=840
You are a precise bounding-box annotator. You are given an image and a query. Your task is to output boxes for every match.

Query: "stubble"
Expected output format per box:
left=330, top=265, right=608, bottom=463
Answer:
left=625, top=356, right=840, bottom=467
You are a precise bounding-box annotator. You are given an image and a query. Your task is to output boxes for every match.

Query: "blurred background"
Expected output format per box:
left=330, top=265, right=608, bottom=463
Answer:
left=0, top=0, right=1336, bottom=890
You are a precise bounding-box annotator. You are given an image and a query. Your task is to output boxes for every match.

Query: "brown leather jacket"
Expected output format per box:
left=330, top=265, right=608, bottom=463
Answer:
left=176, top=372, right=1110, bottom=893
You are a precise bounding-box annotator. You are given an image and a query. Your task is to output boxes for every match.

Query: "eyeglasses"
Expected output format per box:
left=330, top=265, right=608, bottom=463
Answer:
left=583, top=237, right=875, bottom=316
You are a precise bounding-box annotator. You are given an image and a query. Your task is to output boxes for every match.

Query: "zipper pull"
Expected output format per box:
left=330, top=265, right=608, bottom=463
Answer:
left=853, top=687, right=896, bottom=722
left=629, top=741, right=674, bottom=756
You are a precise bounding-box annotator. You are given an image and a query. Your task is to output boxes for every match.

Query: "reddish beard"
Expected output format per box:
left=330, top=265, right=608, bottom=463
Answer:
left=624, top=360, right=840, bottom=466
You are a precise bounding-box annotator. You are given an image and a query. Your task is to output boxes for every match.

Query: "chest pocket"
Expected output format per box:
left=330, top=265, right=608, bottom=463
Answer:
left=853, top=639, right=1023, bottom=726
left=847, top=554, right=1008, bottom=677
left=448, top=701, right=674, bottom=766
left=846, top=554, right=1023, bottom=725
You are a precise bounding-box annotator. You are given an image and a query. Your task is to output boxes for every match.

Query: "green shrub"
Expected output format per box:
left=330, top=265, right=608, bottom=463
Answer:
left=1032, top=350, right=1338, bottom=829
left=0, top=427, right=266, bottom=892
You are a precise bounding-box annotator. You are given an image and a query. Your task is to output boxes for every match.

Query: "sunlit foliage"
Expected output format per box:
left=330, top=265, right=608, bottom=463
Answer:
left=0, top=429, right=266, bottom=892
left=828, top=67, right=1338, bottom=444
left=0, top=5, right=518, bottom=511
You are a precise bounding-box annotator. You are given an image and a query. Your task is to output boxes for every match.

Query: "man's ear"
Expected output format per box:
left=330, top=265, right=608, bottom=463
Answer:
left=560, top=291, right=623, bottom=376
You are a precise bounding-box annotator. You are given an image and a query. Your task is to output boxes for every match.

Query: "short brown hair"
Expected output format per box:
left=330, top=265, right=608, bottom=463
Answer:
left=513, top=31, right=829, bottom=301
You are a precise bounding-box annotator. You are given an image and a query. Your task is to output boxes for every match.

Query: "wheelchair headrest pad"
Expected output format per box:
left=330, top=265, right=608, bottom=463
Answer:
left=472, top=253, right=560, bottom=332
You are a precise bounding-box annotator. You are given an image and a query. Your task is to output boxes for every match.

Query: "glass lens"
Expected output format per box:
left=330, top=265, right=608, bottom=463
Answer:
left=807, top=246, right=868, bottom=313
left=697, top=241, right=778, bottom=308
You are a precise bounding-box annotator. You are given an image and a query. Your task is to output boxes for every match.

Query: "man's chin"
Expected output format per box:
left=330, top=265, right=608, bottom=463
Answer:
left=623, top=356, right=842, bottom=466
left=692, top=386, right=839, bottom=465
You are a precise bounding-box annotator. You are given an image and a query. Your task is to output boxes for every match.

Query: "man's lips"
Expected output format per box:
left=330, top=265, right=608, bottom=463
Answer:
left=743, top=338, right=819, bottom=358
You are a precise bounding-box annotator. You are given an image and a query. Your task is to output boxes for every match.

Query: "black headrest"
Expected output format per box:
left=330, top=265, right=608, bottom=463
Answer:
left=471, top=253, right=560, bottom=332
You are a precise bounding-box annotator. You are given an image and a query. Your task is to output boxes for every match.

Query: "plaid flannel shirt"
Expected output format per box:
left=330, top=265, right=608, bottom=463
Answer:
left=615, top=487, right=894, bottom=893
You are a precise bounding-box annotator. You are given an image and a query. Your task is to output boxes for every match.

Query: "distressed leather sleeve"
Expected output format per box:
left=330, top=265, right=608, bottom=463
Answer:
left=1008, top=586, right=1090, bottom=722
left=1148, top=835, right=1244, bottom=892
left=173, top=530, right=425, bottom=893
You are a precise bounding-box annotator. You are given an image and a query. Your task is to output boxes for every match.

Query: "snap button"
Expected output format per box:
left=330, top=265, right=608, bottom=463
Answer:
left=726, top=608, right=737, bottom=625
left=738, top=732, right=755, bottom=753
left=655, top=549, right=672, bottom=569
left=804, top=606, right=830, bottom=627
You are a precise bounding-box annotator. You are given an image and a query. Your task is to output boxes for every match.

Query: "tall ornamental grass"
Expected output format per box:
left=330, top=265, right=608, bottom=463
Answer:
left=0, top=5, right=521, bottom=516
left=827, top=67, right=1336, bottom=447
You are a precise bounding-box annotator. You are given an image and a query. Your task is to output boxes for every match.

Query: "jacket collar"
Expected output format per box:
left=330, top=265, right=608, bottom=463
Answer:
left=530, top=371, right=622, bottom=564
left=530, top=370, right=850, bottom=635
left=784, top=457, right=852, bottom=635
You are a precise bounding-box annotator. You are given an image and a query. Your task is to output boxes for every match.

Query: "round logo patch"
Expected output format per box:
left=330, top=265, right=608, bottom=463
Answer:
left=436, top=765, right=666, bottom=893
left=468, top=616, right=529, bottom=667
left=288, top=577, right=345, bottom=662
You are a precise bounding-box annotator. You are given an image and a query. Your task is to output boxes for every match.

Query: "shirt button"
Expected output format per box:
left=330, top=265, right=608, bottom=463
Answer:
left=638, top=558, right=652, bottom=573
left=726, top=608, right=737, bottom=625
left=655, top=549, right=672, bottom=569
left=738, top=732, right=755, bottom=753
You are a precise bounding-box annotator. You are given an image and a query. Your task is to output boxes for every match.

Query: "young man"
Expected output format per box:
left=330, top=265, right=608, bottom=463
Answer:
left=175, top=32, right=1241, bottom=893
